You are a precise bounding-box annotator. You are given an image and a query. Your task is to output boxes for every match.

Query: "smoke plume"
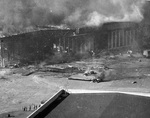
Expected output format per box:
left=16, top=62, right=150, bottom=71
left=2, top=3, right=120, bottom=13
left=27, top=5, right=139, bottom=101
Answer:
left=0, top=0, right=146, bottom=34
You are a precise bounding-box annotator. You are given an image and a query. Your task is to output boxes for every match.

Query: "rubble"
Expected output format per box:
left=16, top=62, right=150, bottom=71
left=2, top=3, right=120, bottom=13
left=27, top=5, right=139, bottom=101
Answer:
left=93, top=71, right=105, bottom=83
left=39, top=65, right=83, bottom=73
left=12, top=68, right=37, bottom=76
left=68, top=74, right=94, bottom=81
left=7, top=64, right=20, bottom=69
left=84, top=67, right=97, bottom=76
left=109, top=55, right=116, bottom=59
left=21, top=70, right=37, bottom=76
left=5, top=64, right=84, bottom=77
left=127, top=50, right=132, bottom=55
left=143, top=50, right=150, bottom=58
left=69, top=66, right=107, bottom=83
left=127, top=50, right=134, bottom=58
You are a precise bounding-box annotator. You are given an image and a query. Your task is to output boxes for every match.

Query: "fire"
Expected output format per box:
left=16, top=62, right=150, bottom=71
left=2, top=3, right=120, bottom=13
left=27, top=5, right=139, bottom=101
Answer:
left=0, top=0, right=147, bottom=34
left=85, top=0, right=145, bottom=26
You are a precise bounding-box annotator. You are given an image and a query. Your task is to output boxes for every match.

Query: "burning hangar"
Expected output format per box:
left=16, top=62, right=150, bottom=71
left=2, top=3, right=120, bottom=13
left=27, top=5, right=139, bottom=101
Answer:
left=0, top=21, right=150, bottom=67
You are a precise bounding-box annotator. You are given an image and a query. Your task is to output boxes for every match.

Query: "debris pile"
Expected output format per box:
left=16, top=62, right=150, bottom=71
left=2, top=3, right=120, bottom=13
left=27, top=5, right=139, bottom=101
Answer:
left=68, top=65, right=109, bottom=83
left=9, top=64, right=84, bottom=77
left=39, top=65, right=83, bottom=73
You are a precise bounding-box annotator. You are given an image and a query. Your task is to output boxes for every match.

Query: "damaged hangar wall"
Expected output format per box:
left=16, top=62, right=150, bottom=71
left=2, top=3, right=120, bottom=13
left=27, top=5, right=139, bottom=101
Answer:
left=0, top=29, right=75, bottom=66
left=0, top=22, right=150, bottom=67
left=97, top=22, right=150, bottom=52
left=0, top=29, right=95, bottom=66
left=65, top=34, right=95, bottom=54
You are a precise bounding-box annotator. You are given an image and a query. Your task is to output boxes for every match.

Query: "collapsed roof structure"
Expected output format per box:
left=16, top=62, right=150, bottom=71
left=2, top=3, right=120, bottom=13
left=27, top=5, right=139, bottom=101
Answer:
left=0, top=1, right=150, bottom=67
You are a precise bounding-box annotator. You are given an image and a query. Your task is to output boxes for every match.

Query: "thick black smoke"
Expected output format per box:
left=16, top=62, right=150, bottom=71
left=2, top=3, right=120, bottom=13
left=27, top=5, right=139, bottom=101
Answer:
left=0, top=0, right=146, bottom=35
